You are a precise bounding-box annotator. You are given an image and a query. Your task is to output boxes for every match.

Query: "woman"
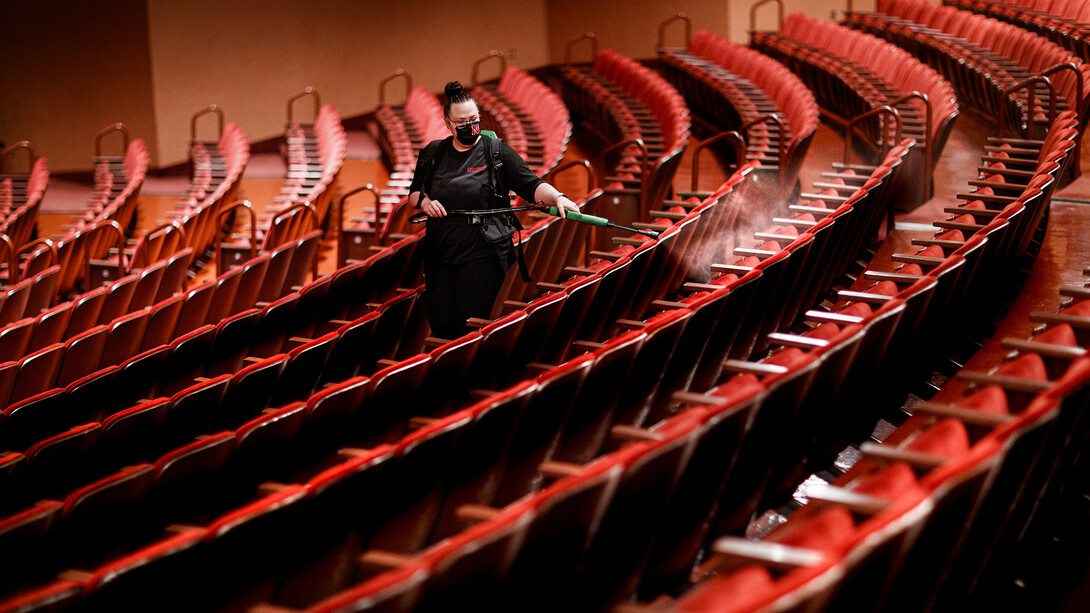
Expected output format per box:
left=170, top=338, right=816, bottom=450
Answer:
left=408, top=81, right=578, bottom=339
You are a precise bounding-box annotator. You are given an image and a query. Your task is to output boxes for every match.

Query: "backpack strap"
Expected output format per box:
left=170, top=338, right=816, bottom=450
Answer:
left=483, top=135, right=532, bottom=283
left=417, top=138, right=449, bottom=199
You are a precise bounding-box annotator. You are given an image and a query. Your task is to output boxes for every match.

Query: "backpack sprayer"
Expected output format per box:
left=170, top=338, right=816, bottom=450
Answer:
left=410, top=204, right=662, bottom=239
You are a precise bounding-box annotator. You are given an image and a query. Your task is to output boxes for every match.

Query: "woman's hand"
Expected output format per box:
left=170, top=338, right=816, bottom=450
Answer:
left=420, top=196, right=448, bottom=217
left=555, top=195, right=579, bottom=219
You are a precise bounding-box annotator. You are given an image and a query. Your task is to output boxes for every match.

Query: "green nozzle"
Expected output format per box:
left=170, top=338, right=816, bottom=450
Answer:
left=546, top=206, right=610, bottom=228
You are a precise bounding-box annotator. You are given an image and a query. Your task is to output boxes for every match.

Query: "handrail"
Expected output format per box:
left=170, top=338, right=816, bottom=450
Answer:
left=1039, top=63, right=1083, bottom=120
left=338, top=184, right=380, bottom=268
left=886, top=91, right=932, bottom=200
left=844, top=105, right=902, bottom=166
left=0, top=234, right=15, bottom=285
left=739, top=113, right=787, bottom=169
left=272, top=201, right=320, bottom=234
left=87, top=219, right=127, bottom=283
left=690, top=131, right=746, bottom=192
left=130, top=220, right=186, bottom=271
left=600, top=138, right=649, bottom=189
left=545, top=159, right=596, bottom=194
left=95, top=123, right=129, bottom=158
left=215, top=199, right=256, bottom=274
left=657, top=13, right=692, bottom=50
left=190, top=104, right=225, bottom=143
left=749, top=0, right=784, bottom=33
left=16, top=237, right=57, bottom=282
left=278, top=202, right=321, bottom=280
left=379, top=69, right=413, bottom=106
left=0, top=141, right=35, bottom=174
left=846, top=105, right=902, bottom=234
left=1038, top=62, right=1082, bottom=170
left=287, top=87, right=321, bottom=124
left=601, top=137, right=640, bottom=213
left=565, top=32, right=598, bottom=67
left=471, top=50, right=507, bottom=86
left=999, top=74, right=1055, bottom=140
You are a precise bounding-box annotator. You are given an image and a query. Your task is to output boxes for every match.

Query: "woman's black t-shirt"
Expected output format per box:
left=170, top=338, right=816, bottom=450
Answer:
left=410, top=137, right=544, bottom=265
left=425, top=140, right=493, bottom=264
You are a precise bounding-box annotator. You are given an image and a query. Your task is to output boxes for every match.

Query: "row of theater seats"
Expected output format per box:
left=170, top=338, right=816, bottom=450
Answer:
left=848, top=0, right=1090, bottom=144
left=948, top=0, right=1090, bottom=62
left=165, top=120, right=250, bottom=273
left=42, top=138, right=151, bottom=299
left=658, top=28, right=820, bottom=190
left=751, top=12, right=959, bottom=204
left=560, top=49, right=692, bottom=216
left=0, top=255, right=193, bottom=414
left=340, top=86, right=448, bottom=261
left=64, top=136, right=148, bottom=237
left=0, top=232, right=322, bottom=480
left=372, top=86, right=448, bottom=175
left=0, top=267, right=58, bottom=330
left=0, top=251, right=192, bottom=365
left=219, top=104, right=346, bottom=272
left=472, top=66, right=572, bottom=176
left=657, top=110, right=1083, bottom=612
left=0, top=155, right=49, bottom=277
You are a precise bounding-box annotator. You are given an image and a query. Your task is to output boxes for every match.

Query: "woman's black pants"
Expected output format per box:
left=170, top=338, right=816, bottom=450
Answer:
left=425, top=256, right=507, bottom=340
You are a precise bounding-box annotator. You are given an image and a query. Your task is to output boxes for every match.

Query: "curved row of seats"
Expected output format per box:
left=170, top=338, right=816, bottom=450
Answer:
left=219, top=104, right=346, bottom=272
left=847, top=0, right=1090, bottom=144
left=948, top=0, right=1090, bottom=63
left=560, top=49, right=692, bottom=216
left=339, top=86, right=448, bottom=261
left=65, top=137, right=148, bottom=237
left=164, top=120, right=250, bottom=273
left=42, top=138, right=150, bottom=299
left=658, top=28, right=820, bottom=189
left=372, top=86, right=448, bottom=175
left=0, top=250, right=192, bottom=365
left=648, top=109, right=1081, bottom=612
left=0, top=232, right=320, bottom=443
left=0, top=155, right=49, bottom=275
left=472, top=65, right=572, bottom=176
left=751, top=13, right=958, bottom=203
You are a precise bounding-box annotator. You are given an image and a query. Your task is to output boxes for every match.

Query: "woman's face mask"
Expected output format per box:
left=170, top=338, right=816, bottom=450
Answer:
left=455, top=120, right=480, bottom=145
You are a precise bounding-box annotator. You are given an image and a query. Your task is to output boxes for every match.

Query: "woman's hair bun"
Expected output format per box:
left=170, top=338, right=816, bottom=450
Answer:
left=444, top=81, right=464, bottom=98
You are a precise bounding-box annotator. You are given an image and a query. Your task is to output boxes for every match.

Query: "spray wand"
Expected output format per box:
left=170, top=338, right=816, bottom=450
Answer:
left=410, top=204, right=662, bottom=239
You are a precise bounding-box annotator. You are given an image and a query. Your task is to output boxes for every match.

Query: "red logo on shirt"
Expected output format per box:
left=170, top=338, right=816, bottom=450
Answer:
left=467, top=166, right=487, bottom=172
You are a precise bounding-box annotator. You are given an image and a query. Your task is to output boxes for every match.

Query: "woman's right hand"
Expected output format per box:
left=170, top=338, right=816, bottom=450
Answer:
left=420, top=197, right=448, bottom=218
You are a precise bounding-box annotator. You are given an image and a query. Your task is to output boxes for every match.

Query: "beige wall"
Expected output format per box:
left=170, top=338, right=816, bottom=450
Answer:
left=145, top=0, right=552, bottom=167
left=3, top=0, right=879, bottom=173
left=0, top=0, right=158, bottom=173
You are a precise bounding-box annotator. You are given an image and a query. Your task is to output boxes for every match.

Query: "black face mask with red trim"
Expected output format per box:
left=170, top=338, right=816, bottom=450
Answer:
left=455, top=121, right=481, bottom=145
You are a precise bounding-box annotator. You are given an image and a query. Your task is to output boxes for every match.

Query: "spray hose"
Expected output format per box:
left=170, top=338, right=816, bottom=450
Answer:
left=409, top=204, right=662, bottom=239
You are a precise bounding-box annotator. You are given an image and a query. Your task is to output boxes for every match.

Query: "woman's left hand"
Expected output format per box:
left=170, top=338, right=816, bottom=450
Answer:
left=555, top=195, right=579, bottom=219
